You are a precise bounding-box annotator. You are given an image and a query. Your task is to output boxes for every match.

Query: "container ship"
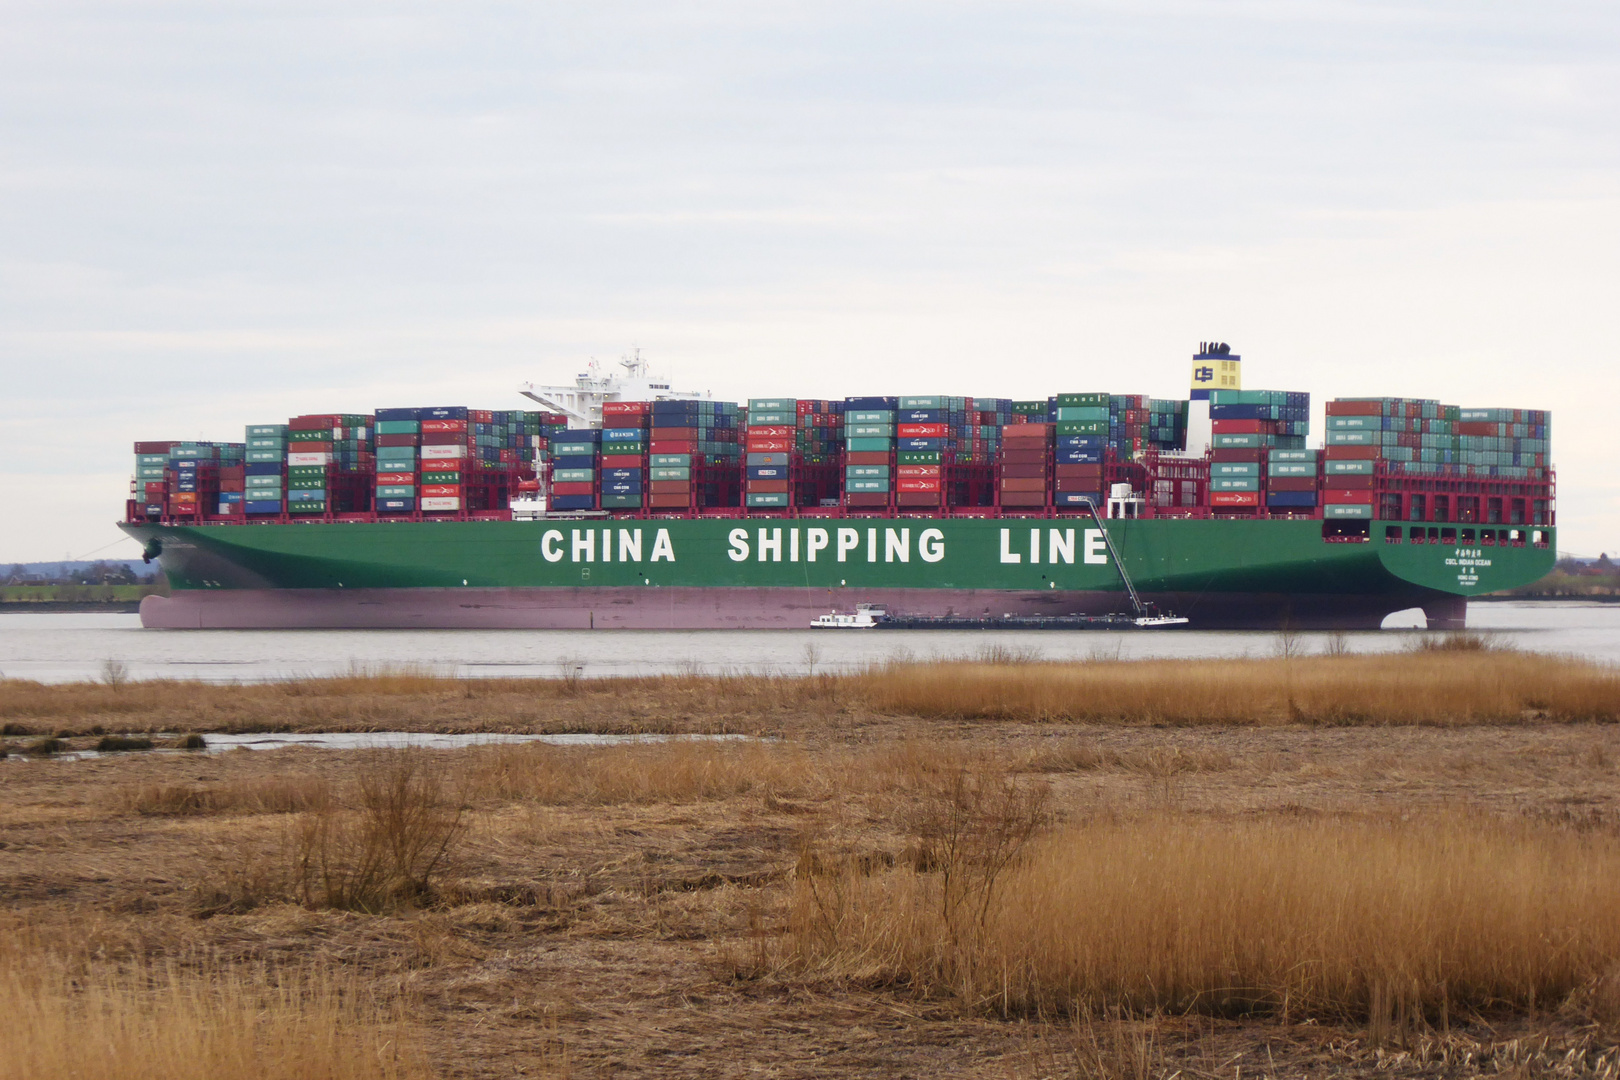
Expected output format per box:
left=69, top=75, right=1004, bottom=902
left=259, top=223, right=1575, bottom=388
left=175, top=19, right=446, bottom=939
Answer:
left=119, top=347, right=1556, bottom=631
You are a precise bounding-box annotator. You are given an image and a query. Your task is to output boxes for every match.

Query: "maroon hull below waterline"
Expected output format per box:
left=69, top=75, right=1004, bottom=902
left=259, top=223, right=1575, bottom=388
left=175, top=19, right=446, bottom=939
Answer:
left=138, top=587, right=1466, bottom=631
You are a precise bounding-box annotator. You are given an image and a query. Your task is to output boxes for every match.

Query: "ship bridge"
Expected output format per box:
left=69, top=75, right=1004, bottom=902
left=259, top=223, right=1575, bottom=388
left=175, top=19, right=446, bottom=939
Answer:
left=519, top=349, right=711, bottom=428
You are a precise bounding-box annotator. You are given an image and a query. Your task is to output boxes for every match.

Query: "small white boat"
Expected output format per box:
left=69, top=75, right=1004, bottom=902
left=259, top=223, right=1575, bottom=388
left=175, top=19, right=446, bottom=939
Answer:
left=1133, top=615, right=1190, bottom=628
left=810, top=603, right=886, bottom=629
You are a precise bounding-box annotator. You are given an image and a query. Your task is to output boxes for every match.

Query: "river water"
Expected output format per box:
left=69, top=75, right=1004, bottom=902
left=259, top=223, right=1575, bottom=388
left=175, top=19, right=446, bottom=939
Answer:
left=0, top=601, right=1613, bottom=684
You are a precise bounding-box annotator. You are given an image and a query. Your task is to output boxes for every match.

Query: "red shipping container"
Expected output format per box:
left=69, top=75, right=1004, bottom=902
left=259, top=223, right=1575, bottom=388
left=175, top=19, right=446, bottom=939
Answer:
left=421, top=458, right=463, bottom=472
left=896, top=464, right=940, bottom=478
left=747, top=425, right=794, bottom=438
left=219, top=480, right=244, bottom=493
left=1001, top=462, right=1046, bottom=478
left=1323, top=489, right=1375, bottom=504
left=650, top=440, right=698, bottom=453
left=1211, top=419, right=1266, bottom=434
left=469, top=410, right=493, bottom=424
left=649, top=493, right=690, bottom=508
left=1000, top=477, right=1047, bottom=492
left=1003, top=427, right=1051, bottom=442
left=747, top=480, right=790, bottom=493
left=144, top=482, right=166, bottom=497
left=376, top=471, right=415, bottom=485
left=999, top=491, right=1046, bottom=506
left=220, top=465, right=244, bottom=480
left=649, top=481, right=691, bottom=495
left=1054, top=463, right=1103, bottom=479
left=796, top=401, right=815, bottom=415
left=601, top=454, right=642, bottom=468
left=897, top=492, right=942, bottom=506
left=1456, top=422, right=1498, bottom=436
left=1055, top=478, right=1104, bottom=493
left=846, top=492, right=889, bottom=507
left=746, top=438, right=792, bottom=452
left=1267, top=476, right=1317, bottom=492
left=845, top=451, right=890, bottom=465
left=1210, top=491, right=1259, bottom=507
left=897, top=423, right=947, bottom=437
left=421, top=419, right=468, bottom=433
left=1325, top=400, right=1382, bottom=416
left=1329, top=475, right=1375, bottom=489
left=1324, top=446, right=1379, bottom=460
left=376, top=433, right=418, bottom=447
left=550, top=482, right=595, bottom=496
left=651, top=427, right=698, bottom=440
left=1001, top=449, right=1047, bottom=465
left=1212, top=448, right=1263, bottom=462
left=603, top=401, right=650, bottom=416
left=134, top=441, right=179, bottom=454
left=289, top=415, right=341, bottom=430
left=897, top=478, right=941, bottom=492
left=290, top=441, right=334, bottom=453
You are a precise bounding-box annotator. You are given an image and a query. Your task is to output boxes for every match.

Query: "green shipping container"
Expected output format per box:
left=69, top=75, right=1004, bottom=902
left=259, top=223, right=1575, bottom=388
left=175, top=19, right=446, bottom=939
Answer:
left=847, top=411, right=893, bottom=424
left=601, top=494, right=643, bottom=508
left=846, top=464, right=890, bottom=478
left=745, top=492, right=790, bottom=507
left=652, top=454, right=691, bottom=467
left=1054, top=406, right=1109, bottom=421
left=1324, top=504, right=1373, bottom=519
left=846, top=437, right=893, bottom=452
left=420, top=471, right=462, bottom=484
left=246, top=450, right=283, bottom=463
left=1211, top=462, right=1259, bottom=477
left=846, top=424, right=894, bottom=438
left=897, top=451, right=941, bottom=464
left=1325, top=459, right=1375, bottom=475
left=747, top=399, right=795, bottom=411
left=847, top=479, right=889, bottom=492
left=376, top=485, right=415, bottom=498
left=246, top=425, right=288, bottom=438
left=376, top=420, right=420, bottom=435
left=748, top=412, right=794, bottom=425
left=1269, top=449, right=1317, bottom=462
left=1211, top=477, right=1260, bottom=492
left=1057, top=421, right=1108, bottom=436
left=1268, top=462, right=1314, bottom=477
left=1056, top=393, right=1109, bottom=407
left=651, top=467, right=690, bottom=480
left=1212, top=433, right=1262, bottom=448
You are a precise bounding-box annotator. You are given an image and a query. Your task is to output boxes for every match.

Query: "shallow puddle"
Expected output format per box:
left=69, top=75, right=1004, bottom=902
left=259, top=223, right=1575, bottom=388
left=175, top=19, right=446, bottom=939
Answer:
left=5, top=731, right=755, bottom=762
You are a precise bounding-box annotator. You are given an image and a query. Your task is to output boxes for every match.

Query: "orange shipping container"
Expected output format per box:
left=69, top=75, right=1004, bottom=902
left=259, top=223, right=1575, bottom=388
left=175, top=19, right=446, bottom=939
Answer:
left=1000, top=477, right=1047, bottom=492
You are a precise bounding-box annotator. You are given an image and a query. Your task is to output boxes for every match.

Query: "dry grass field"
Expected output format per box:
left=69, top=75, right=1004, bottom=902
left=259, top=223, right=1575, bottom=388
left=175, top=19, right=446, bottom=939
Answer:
left=3, top=647, right=1620, bottom=1078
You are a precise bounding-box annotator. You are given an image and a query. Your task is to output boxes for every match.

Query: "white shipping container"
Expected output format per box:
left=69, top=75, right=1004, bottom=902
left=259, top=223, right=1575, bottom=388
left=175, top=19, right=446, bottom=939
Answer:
left=420, top=496, right=461, bottom=512
left=419, top=443, right=467, bottom=458
left=287, top=452, right=333, bottom=466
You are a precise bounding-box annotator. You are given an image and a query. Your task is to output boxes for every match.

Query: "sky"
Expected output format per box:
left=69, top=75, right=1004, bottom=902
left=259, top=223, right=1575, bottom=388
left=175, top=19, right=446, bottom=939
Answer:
left=2, top=1, right=1617, bottom=559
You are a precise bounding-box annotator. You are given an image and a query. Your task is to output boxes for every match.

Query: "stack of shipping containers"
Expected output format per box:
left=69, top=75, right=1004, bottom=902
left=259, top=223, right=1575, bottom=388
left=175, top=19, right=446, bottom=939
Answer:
left=1206, top=389, right=1310, bottom=515
left=745, top=399, right=796, bottom=509
left=418, top=409, right=469, bottom=514
left=600, top=404, right=649, bottom=511
left=373, top=410, right=419, bottom=513
left=244, top=425, right=287, bottom=515
left=844, top=397, right=897, bottom=509
left=998, top=421, right=1051, bottom=509
left=1325, top=399, right=1552, bottom=528
left=550, top=428, right=600, bottom=511
left=894, top=397, right=957, bottom=510
left=1054, top=393, right=1109, bottom=509
left=795, top=400, right=844, bottom=507
left=648, top=399, right=740, bottom=511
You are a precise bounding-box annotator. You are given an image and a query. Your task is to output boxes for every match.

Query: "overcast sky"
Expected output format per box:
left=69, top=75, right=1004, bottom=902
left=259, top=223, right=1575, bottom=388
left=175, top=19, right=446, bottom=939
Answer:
left=2, top=1, right=1617, bottom=560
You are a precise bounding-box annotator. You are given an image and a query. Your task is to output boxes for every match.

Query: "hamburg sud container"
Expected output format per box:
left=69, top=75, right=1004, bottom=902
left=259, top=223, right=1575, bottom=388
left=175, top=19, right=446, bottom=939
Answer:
left=999, top=421, right=1051, bottom=508
left=1051, top=393, right=1108, bottom=508
left=549, top=428, right=600, bottom=511
left=1207, top=389, right=1309, bottom=513
left=243, top=425, right=287, bottom=515
left=844, top=396, right=897, bottom=508
left=746, top=399, right=796, bottom=508
left=600, top=402, right=649, bottom=510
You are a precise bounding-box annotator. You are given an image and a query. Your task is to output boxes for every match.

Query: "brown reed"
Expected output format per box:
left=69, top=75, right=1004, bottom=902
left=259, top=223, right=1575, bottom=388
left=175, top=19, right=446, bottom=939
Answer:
left=788, top=810, right=1620, bottom=1022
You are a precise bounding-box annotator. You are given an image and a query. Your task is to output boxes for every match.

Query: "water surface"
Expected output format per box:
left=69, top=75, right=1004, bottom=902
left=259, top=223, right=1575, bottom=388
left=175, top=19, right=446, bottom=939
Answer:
left=0, top=601, right=1613, bottom=684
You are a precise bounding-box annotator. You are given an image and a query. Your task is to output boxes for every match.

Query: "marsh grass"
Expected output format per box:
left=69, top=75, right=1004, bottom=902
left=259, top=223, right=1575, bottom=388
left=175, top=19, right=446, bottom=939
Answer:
left=850, top=651, right=1620, bottom=724
left=95, top=734, right=154, bottom=752
left=115, top=775, right=331, bottom=816
left=4, top=647, right=1615, bottom=733
left=0, top=947, right=430, bottom=1080
left=789, top=811, right=1620, bottom=1024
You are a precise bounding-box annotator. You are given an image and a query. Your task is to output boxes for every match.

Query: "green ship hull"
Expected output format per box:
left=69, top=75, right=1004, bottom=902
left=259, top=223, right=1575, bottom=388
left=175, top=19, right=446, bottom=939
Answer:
left=119, top=516, right=1553, bottom=630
